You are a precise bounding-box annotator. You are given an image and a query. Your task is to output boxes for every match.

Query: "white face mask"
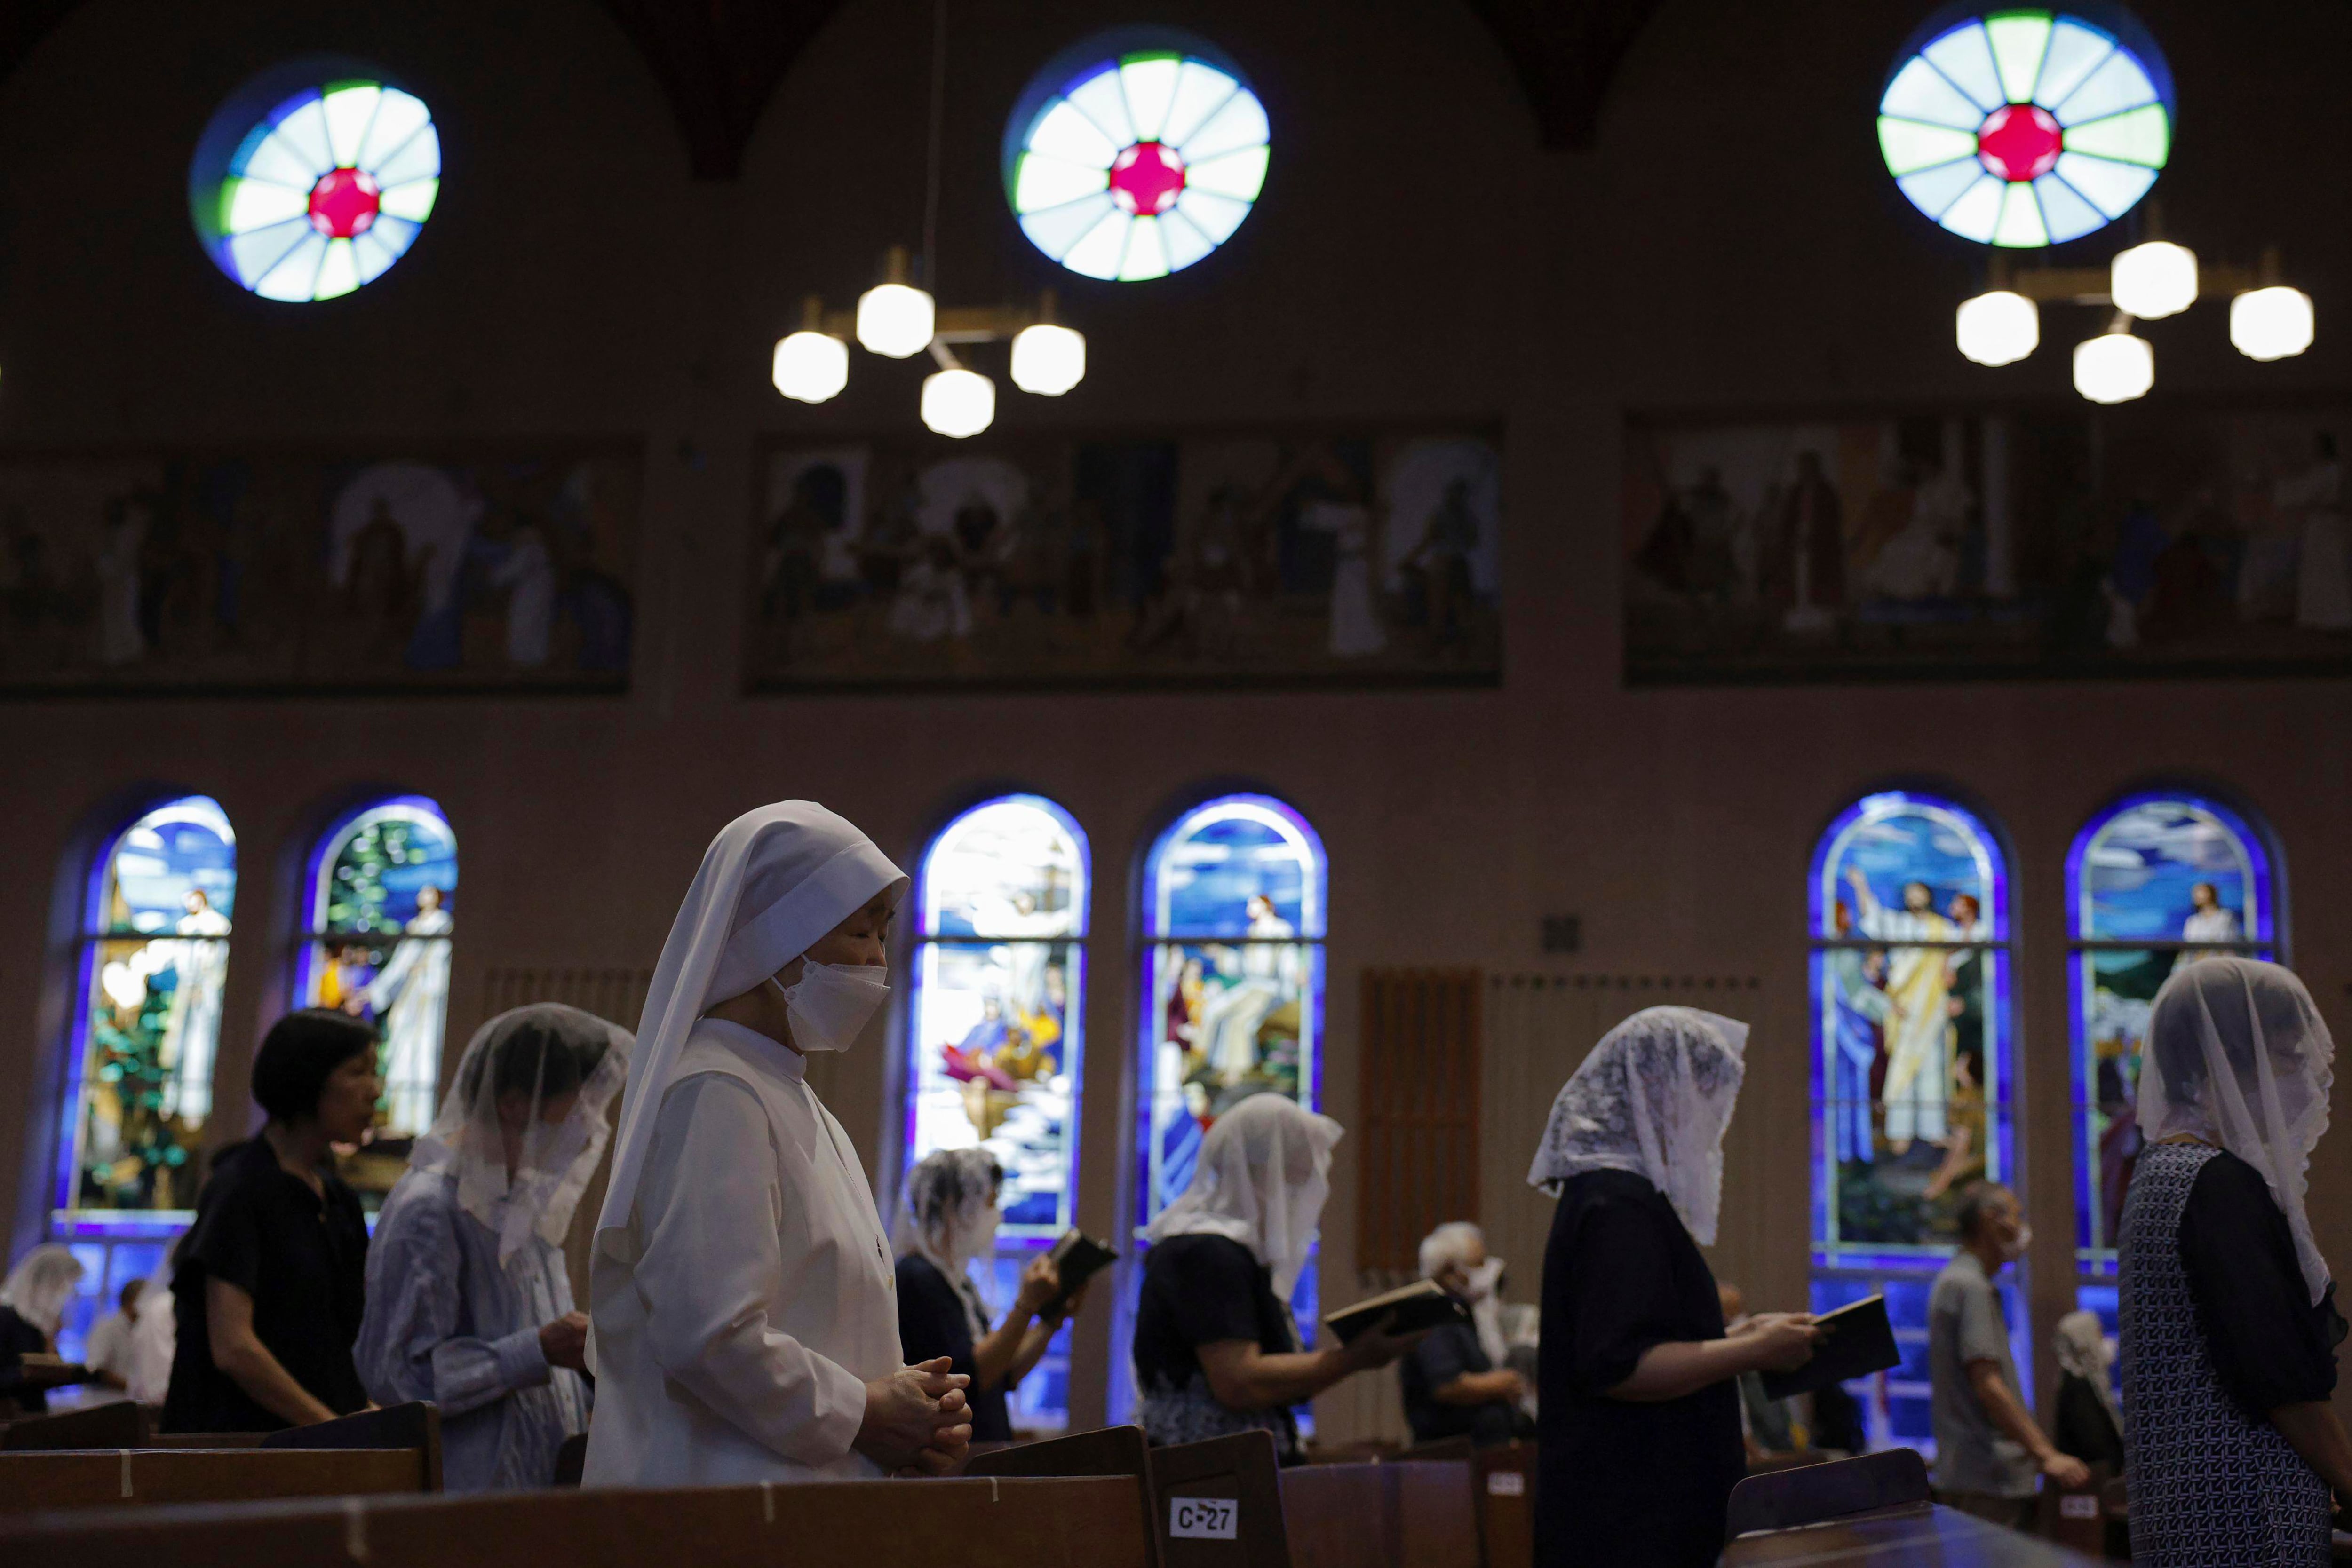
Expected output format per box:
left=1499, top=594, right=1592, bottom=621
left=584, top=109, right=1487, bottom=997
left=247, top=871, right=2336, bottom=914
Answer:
left=2001, top=1220, right=2034, bottom=1264
left=1462, top=1256, right=1504, bottom=1303
left=769, top=959, right=890, bottom=1053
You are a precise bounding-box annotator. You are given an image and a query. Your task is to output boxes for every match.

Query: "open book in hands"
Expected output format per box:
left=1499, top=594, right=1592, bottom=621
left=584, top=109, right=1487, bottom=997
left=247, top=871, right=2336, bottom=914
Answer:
left=1323, top=1279, right=1472, bottom=1345
left=1757, top=1294, right=1899, bottom=1400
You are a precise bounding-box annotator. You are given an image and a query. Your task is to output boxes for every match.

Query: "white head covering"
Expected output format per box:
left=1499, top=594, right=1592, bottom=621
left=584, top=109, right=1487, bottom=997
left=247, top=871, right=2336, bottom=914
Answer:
left=1143, top=1093, right=1342, bottom=1304
left=2137, top=956, right=2334, bottom=1304
left=899, top=1147, right=1003, bottom=1340
left=1526, top=1006, right=1749, bottom=1246
left=2052, top=1308, right=2121, bottom=1431
left=411, top=1004, right=631, bottom=1268
left=0, top=1243, right=84, bottom=1337
left=594, top=801, right=906, bottom=1260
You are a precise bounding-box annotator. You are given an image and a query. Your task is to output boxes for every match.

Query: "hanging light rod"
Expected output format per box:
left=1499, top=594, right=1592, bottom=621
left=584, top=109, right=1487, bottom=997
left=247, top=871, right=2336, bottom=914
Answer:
left=772, top=245, right=1088, bottom=435
left=1953, top=236, right=2313, bottom=398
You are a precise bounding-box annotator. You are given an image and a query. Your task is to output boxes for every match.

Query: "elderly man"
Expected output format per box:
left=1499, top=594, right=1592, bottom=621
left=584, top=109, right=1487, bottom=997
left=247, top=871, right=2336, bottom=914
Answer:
left=1400, top=1221, right=1527, bottom=1447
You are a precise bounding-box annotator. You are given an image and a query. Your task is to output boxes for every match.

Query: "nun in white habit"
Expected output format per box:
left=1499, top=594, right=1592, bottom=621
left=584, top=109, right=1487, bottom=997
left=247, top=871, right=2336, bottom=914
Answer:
left=582, top=802, right=971, bottom=1487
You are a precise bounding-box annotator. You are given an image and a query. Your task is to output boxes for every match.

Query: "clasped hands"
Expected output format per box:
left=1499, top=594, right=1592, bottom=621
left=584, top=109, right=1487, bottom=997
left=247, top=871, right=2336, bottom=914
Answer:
left=857, top=1356, right=974, bottom=1476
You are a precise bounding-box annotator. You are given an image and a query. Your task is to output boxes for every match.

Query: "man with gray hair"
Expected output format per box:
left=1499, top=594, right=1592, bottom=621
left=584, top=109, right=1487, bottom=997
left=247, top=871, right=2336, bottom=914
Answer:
left=1928, top=1182, right=2090, bottom=1526
left=1399, top=1221, right=1527, bottom=1446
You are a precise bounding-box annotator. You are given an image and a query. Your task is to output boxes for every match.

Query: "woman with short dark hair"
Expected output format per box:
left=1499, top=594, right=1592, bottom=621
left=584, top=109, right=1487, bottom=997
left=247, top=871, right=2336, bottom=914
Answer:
left=357, top=1005, right=629, bottom=1489
left=162, top=1008, right=381, bottom=1431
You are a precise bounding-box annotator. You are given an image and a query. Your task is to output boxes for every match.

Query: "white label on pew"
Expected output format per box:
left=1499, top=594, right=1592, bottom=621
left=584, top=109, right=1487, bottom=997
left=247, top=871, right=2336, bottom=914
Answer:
left=1486, top=1471, right=1526, bottom=1497
left=2059, top=1494, right=2099, bottom=1519
left=1170, top=1497, right=1240, bottom=1539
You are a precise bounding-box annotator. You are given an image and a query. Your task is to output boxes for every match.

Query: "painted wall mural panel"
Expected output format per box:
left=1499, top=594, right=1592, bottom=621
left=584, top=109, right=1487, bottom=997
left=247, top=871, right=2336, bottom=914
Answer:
left=750, top=429, right=1500, bottom=689
left=1625, top=406, right=2352, bottom=681
left=0, top=447, right=638, bottom=691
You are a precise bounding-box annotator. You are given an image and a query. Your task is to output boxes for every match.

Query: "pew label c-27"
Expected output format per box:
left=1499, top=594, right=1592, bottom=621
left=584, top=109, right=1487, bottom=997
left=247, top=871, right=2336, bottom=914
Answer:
left=1169, top=1497, right=1240, bottom=1539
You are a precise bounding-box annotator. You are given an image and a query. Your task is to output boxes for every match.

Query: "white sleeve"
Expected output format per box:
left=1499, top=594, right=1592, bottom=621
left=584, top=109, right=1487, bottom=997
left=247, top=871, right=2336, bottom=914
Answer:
left=630, top=1075, right=869, bottom=1467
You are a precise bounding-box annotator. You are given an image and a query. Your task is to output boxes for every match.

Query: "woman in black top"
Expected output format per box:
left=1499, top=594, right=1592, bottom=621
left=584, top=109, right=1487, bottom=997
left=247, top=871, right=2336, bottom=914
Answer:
left=1528, top=1008, right=1821, bottom=1568
left=2120, top=958, right=2352, bottom=1567
left=164, top=1009, right=382, bottom=1432
left=894, top=1148, right=1083, bottom=1442
left=0, top=1244, right=85, bottom=1416
left=1132, top=1093, right=1417, bottom=1460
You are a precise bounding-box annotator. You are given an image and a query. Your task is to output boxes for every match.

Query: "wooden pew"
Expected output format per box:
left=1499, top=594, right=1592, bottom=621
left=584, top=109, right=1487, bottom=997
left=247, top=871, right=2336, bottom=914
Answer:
left=1, top=1401, right=147, bottom=1449
left=1469, top=1444, right=1533, bottom=1568
left=1279, top=1461, right=1389, bottom=1568
left=1722, top=1503, right=2108, bottom=1565
left=0, top=1403, right=444, bottom=1512
left=1150, top=1430, right=1290, bottom=1568
left=965, top=1424, right=1162, bottom=1567
left=0, top=1447, right=426, bottom=1513
left=1280, top=1458, right=1480, bottom=1568
left=0, top=1474, right=1155, bottom=1568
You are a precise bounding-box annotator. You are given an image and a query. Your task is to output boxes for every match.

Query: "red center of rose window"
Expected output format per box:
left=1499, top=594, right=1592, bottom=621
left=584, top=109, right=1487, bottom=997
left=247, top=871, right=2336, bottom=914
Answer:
left=308, top=167, right=381, bottom=238
left=1108, top=142, right=1187, bottom=216
left=1975, top=103, right=2064, bottom=183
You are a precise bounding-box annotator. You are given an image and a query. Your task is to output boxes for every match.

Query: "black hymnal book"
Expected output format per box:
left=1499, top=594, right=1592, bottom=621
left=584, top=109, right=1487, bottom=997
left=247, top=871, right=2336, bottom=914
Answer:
left=1044, top=1229, right=1119, bottom=1313
left=1758, top=1294, right=1899, bottom=1400
left=1323, top=1279, right=1472, bottom=1345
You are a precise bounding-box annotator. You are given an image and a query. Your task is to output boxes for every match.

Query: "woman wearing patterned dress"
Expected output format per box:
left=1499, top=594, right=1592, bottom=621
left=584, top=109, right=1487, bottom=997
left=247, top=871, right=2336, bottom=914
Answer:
left=2120, top=958, right=2352, bottom=1566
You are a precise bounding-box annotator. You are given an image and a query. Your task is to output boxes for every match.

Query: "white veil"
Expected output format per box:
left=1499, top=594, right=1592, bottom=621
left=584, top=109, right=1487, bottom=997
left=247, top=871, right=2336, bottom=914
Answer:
left=2137, top=956, right=2334, bottom=1304
left=898, top=1147, right=1003, bottom=1339
left=1142, top=1093, right=1342, bottom=1305
left=1526, top=1006, right=1749, bottom=1246
left=409, top=1004, right=631, bottom=1268
left=594, top=801, right=906, bottom=1262
left=0, top=1243, right=83, bottom=1337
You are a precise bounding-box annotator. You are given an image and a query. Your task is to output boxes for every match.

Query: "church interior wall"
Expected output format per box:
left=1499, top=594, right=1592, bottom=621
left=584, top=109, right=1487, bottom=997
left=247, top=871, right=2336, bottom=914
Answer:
left=0, top=0, right=2346, bottom=1444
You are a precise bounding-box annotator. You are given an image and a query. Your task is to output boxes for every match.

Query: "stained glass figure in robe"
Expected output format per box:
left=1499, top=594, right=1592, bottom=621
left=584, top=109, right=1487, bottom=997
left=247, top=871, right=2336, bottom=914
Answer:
left=297, top=797, right=457, bottom=1197
left=1139, top=795, right=1327, bottom=1230
left=2068, top=792, right=2273, bottom=1266
left=64, top=796, right=238, bottom=1220
left=906, top=795, right=1089, bottom=1241
left=1812, top=791, right=2011, bottom=1258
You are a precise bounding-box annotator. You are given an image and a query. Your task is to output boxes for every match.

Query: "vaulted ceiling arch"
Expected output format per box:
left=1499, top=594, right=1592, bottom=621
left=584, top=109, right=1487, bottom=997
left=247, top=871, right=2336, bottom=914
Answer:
left=0, top=0, right=1667, bottom=178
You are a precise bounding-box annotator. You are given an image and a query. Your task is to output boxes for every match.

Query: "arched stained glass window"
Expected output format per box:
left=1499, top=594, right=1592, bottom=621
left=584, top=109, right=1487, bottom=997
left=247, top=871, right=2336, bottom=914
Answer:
left=50, top=796, right=237, bottom=1353
left=1136, top=794, right=1326, bottom=1310
left=1878, top=7, right=2172, bottom=247
left=58, top=796, right=238, bottom=1227
left=906, top=794, right=1089, bottom=1429
left=1005, top=31, right=1269, bottom=282
left=191, top=65, right=441, bottom=302
left=1810, top=790, right=2016, bottom=1447
left=2067, top=792, right=2274, bottom=1281
left=296, top=797, right=457, bottom=1204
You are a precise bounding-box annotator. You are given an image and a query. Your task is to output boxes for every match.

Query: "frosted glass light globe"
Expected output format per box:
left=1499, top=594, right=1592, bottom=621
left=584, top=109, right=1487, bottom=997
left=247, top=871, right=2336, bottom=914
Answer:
left=1010, top=323, right=1087, bottom=396
left=856, top=282, right=936, bottom=358
left=2074, top=331, right=2154, bottom=404
left=1955, top=290, right=2039, bottom=367
left=771, top=331, right=849, bottom=403
left=2230, top=286, right=2315, bottom=361
left=921, top=367, right=996, bottom=438
left=2110, top=241, right=2198, bottom=320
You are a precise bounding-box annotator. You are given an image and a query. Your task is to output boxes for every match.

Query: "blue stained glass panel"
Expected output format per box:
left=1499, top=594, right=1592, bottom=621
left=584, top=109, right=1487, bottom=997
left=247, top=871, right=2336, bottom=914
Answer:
left=297, top=796, right=459, bottom=1196
left=906, top=795, right=1091, bottom=1432
left=58, top=797, right=239, bottom=1229
left=2067, top=792, right=2273, bottom=1262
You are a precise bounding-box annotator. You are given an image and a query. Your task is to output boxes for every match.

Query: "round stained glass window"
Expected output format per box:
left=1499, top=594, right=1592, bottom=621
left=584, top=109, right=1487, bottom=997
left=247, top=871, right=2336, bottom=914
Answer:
left=191, top=69, right=441, bottom=302
left=1005, top=35, right=1268, bottom=282
left=1878, top=8, right=2172, bottom=248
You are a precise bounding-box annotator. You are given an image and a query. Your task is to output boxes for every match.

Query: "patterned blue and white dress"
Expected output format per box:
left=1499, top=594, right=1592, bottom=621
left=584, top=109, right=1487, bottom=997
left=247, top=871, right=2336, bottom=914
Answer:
left=2120, top=1140, right=2333, bottom=1568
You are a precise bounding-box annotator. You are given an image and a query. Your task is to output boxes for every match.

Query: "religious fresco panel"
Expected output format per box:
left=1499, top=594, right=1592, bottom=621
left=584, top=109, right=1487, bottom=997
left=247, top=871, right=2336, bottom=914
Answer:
left=0, top=446, right=638, bottom=692
left=1625, top=404, right=2352, bottom=681
left=748, top=428, right=1500, bottom=690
